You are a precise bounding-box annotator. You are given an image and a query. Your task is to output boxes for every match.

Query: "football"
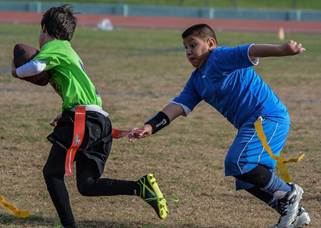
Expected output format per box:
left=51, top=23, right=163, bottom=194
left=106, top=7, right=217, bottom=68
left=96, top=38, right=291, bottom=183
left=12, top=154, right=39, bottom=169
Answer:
left=13, top=43, right=50, bottom=86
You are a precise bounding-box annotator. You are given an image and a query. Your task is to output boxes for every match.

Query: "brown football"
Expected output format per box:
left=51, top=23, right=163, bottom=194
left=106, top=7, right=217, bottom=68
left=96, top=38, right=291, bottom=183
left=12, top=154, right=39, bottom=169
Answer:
left=13, top=43, right=50, bottom=86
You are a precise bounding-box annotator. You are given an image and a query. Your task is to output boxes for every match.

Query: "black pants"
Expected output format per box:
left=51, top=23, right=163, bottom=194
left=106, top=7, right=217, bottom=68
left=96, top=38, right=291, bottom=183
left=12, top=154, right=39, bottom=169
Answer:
left=43, top=111, right=139, bottom=227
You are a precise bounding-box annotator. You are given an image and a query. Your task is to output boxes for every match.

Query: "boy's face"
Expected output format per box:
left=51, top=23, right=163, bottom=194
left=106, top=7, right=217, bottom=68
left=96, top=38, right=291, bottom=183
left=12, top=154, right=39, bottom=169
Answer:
left=38, top=27, right=54, bottom=48
left=38, top=28, right=47, bottom=48
left=183, top=35, right=216, bottom=68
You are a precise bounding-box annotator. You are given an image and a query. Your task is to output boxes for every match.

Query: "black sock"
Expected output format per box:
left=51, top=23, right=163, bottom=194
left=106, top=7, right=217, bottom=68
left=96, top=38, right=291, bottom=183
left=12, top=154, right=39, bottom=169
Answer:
left=76, top=157, right=140, bottom=196
left=77, top=176, right=140, bottom=196
left=246, top=186, right=279, bottom=213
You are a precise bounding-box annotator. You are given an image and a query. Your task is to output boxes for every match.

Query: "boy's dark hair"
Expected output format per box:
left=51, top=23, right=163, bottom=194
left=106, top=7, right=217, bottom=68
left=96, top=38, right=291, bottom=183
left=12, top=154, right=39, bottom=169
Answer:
left=182, top=24, right=218, bottom=44
left=41, top=4, right=77, bottom=41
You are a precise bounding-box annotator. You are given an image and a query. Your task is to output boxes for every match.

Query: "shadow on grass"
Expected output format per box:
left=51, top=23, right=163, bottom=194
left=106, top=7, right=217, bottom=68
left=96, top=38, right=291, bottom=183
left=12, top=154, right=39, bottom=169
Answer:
left=78, top=221, right=212, bottom=228
left=0, top=213, right=56, bottom=226
left=0, top=213, right=218, bottom=228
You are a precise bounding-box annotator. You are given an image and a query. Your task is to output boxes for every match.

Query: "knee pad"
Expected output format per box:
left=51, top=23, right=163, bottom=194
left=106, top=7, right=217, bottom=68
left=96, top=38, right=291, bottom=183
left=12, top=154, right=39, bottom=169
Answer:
left=235, top=165, right=272, bottom=188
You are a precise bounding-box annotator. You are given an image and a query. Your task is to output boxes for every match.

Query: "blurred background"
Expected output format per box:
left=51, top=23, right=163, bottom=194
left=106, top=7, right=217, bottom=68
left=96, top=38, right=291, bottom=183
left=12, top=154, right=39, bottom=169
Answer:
left=0, top=0, right=321, bottom=22
left=0, top=1, right=320, bottom=228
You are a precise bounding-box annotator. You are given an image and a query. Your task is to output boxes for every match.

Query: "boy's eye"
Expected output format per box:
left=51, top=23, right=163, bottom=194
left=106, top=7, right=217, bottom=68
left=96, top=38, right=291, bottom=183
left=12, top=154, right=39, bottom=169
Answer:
left=183, top=42, right=197, bottom=50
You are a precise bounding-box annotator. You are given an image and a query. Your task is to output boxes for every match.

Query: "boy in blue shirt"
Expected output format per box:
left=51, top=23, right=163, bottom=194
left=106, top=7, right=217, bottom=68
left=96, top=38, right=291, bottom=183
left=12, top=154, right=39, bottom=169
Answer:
left=129, top=24, right=310, bottom=227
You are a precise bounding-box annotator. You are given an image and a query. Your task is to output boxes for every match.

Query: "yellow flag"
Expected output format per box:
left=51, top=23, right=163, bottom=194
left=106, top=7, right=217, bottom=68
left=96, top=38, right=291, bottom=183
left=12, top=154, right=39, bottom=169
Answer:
left=254, top=117, right=304, bottom=182
left=0, top=195, right=30, bottom=218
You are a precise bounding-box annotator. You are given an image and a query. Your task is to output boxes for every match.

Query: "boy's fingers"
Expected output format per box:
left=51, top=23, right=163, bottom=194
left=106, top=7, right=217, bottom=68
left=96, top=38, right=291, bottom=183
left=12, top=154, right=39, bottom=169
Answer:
left=50, top=119, right=58, bottom=126
left=138, top=131, right=146, bottom=137
left=127, top=128, right=140, bottom=139
left=139, top=129, right=151, bottom=137
left=49, top=114, right=62, bottom=127
left=125, top=127, right=150, bottom=141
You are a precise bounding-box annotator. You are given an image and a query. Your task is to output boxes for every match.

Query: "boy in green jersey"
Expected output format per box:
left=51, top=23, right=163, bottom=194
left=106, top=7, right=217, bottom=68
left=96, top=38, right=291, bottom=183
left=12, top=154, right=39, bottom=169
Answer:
left=11, top=5, right=168, bottom=227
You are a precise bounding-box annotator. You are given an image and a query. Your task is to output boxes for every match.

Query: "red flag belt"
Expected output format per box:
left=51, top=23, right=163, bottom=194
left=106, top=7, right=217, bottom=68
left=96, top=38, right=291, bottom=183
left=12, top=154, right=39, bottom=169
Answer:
left=64, top=106, right=86, bottom=176
left=64, top=106, right=130, bottom=176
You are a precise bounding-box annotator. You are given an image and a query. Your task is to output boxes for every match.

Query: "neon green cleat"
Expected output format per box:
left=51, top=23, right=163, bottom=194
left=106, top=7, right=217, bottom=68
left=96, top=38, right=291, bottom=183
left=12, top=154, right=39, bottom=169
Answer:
left=137, top=173, right=169, bottom=219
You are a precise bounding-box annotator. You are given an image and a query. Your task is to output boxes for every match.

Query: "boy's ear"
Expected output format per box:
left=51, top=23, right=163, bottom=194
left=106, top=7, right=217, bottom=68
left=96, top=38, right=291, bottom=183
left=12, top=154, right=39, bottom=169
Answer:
left=207, top=38, right=217, bottom=50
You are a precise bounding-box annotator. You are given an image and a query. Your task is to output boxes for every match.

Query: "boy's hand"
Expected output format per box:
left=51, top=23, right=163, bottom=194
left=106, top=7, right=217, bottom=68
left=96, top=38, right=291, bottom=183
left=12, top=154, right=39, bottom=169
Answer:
left=128, top=125, right=153, bottom=140
left=50, top=113, right=62, bottom=127
left=11, top=61, right=18, bottom=78
left=281, top=40, right=305, bottom=55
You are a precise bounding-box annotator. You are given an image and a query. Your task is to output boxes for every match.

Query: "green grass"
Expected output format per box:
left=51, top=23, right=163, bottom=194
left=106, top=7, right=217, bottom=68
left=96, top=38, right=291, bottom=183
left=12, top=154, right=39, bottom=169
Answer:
left=10, top=0, right=321, bottom=10
left=0, top=23, right=321, bottom=227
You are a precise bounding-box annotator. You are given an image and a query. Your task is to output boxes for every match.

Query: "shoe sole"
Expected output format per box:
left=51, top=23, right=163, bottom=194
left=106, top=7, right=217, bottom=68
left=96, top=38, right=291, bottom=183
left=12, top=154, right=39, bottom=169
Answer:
left=291, top=208, right=311, bottom=228
left=147, top=174, right=169, bottom=219
left=271, top=211, right=310, bottom=228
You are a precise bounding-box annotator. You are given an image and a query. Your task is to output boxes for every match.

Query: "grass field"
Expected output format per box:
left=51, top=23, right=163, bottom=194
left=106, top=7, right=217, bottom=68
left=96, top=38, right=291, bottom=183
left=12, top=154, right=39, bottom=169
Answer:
left=0, top=24, right=321, bottom=227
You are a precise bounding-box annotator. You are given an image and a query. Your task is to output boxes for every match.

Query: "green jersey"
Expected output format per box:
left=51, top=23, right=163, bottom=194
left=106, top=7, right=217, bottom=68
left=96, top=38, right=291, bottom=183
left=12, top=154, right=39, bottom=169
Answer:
left=34, top=39, right=102, bottom=111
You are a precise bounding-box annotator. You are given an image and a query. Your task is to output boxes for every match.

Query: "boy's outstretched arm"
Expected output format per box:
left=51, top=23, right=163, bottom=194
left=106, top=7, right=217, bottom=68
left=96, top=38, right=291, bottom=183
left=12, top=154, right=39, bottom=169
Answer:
left=249, top=40, right=305, bottom=58
left=129, top=103, right=185, bottom=139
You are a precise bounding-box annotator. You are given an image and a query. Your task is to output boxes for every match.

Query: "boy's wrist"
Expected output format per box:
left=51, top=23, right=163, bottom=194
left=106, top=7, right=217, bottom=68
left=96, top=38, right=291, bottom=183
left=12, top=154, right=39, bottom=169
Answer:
left=145, top=111, right=170, bottom=134
left=143, top=124, right=153, bottom=134
left=279, top=44, right=288, bottom=56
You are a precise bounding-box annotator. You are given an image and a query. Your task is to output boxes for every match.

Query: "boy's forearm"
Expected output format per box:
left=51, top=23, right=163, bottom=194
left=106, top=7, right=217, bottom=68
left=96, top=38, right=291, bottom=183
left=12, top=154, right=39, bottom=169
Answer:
left=249, top=41, right=305, bottom=59
left=162, top=103, right=185, bottom=121
left=249, top=44, right=285, bottom=58
left=16, top=60, right=47, bottom=78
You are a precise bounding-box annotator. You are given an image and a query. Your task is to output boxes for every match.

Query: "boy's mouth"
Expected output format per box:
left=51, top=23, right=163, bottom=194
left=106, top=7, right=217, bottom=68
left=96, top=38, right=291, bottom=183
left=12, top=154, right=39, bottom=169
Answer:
left=189, top=58, right=200, bottom=67
left=188, top=57, right=197, bottom=63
